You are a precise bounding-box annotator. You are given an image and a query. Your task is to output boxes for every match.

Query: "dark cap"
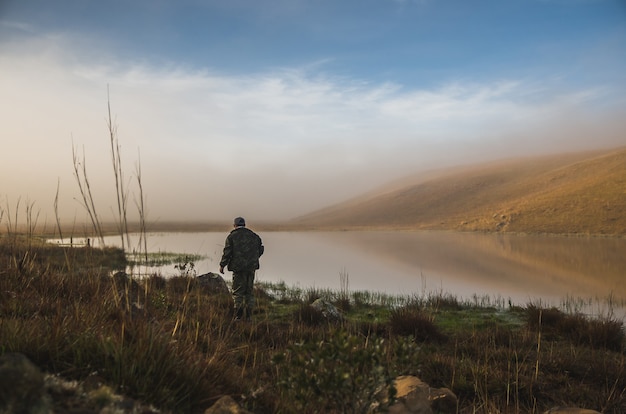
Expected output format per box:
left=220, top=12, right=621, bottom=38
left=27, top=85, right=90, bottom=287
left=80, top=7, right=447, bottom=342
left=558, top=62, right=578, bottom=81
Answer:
left=234, top=217, right=246, bottom=227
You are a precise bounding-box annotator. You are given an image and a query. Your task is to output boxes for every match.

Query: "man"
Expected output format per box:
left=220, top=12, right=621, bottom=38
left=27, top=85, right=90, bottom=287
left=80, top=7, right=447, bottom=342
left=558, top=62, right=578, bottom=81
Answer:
left=219, top=217, right=264, bottom=321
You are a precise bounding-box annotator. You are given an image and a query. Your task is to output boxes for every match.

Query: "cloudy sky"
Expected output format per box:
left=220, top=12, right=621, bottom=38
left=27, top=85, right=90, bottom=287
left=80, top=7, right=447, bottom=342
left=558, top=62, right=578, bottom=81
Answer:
left=1, top=0, right=625, bottom=226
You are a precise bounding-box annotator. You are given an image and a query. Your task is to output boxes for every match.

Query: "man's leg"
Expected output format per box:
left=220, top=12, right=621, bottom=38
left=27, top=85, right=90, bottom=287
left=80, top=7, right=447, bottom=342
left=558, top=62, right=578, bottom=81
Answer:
left=232, top=272, right=245, bottom=320
left=243, top=270, right=255, bottom=320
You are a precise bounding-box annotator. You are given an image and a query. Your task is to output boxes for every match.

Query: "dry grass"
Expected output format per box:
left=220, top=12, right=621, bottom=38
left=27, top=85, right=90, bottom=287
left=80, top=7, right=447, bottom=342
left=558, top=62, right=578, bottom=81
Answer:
left=1, top=236, right=625, bottom=413
left=291, top=147, right=626, bottom=235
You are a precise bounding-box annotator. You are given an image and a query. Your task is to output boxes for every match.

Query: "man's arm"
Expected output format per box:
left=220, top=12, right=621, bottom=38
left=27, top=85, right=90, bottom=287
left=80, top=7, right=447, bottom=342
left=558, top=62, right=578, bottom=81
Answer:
left=219, top=236, right=233, bottom=274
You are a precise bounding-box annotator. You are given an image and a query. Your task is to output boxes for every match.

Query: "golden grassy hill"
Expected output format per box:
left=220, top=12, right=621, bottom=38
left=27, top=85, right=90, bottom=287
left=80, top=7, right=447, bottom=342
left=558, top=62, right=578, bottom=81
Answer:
left=292, top=147, right=626, bottom=235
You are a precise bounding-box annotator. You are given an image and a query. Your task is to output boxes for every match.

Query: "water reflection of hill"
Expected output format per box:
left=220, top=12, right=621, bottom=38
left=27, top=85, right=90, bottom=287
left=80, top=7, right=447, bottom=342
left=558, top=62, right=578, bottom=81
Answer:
left=336, top=231, right=626, bottom=303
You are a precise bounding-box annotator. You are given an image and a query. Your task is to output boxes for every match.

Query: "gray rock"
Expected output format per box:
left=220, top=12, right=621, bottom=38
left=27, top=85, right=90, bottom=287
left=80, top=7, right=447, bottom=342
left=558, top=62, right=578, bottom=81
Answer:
left=310, top=298, right=343, bottom=321
left=204, top=395, right=252, bottom=414
left=197, top=272, right=230, bottom=295
left=387, top=375, right=457, bottom=414
left=0, top=353, right=52, bottom=414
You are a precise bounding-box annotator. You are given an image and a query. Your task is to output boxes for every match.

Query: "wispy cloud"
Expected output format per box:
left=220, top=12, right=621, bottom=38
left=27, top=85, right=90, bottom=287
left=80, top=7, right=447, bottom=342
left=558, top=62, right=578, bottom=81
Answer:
left=1, top=34, right=624, bottom=221
left=0, top=20, right=36, bottom=32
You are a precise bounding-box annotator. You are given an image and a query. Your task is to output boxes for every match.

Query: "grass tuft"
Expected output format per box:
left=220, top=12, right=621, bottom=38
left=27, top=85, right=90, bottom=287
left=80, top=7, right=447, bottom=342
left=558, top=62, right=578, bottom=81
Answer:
left=389, top=305, right=446, bottom=343
left=526, top=304, right=625, bottom=352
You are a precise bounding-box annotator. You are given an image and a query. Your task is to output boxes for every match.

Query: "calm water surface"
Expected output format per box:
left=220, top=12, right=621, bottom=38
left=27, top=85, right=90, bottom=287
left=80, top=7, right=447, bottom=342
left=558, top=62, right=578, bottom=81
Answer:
left=94, top=231, right=625, bottom=313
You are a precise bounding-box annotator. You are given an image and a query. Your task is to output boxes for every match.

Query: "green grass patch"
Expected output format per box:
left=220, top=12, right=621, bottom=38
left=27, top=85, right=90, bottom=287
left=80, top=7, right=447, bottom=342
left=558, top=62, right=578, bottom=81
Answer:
left=126, top=251, right=205, bottom=267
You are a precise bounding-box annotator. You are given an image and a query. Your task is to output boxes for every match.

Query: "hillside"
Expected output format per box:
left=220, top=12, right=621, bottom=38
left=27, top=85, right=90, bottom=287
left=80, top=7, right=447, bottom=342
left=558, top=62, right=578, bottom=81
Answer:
left=291, top=147, right=626, bottom=235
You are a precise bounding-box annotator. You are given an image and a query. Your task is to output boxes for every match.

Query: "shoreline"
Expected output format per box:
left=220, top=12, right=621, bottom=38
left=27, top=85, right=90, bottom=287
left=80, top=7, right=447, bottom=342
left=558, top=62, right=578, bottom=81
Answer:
left=5, top=221, right=624, bottom=239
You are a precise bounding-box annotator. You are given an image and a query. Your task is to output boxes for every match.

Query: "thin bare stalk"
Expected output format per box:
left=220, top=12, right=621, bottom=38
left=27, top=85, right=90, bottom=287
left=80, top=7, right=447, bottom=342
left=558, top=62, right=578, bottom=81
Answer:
left=339, top=267, right=349, bottom=302
left=54, top=178, right=64, bottom=242
left=134, top=149, right=148, bottom=263
left=72, top=142, right=105, bottom=245
left=535, top=309, right=542, bottom=381
left=107, top=87, right=130, bottom=250
left=25, top=199, right=39, bottom=236
left=25, top=199, right=40, bottom=242
left=5, top=196, right=21, bottom=236
left=13, top=198, right=19, bottom=234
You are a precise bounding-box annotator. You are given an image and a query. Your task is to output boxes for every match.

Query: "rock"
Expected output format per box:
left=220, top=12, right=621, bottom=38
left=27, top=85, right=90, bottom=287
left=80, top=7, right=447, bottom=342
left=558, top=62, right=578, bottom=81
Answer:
left=0, top=352, right=52, bottom=414
left=429, top=386, right=457, bottom=413
left=78, top=372, right=105, bottom=392
left=197, top=272, right=230, bottom=295
left=387, top=375, right=457, bottom=414
left=0, top=353, right=160, bottom=413
left=389, top=376, right=432, bottom=414
left=310, top=298, right=343, bottom=322
left=204, top=395, right=252, bottom=414
left=543, top=408, right=601, bottom=414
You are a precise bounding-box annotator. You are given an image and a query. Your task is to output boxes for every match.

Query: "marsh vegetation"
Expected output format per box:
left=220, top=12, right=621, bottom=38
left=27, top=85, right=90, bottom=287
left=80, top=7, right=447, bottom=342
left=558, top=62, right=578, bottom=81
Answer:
left=0, top=234, right=624, bottom=413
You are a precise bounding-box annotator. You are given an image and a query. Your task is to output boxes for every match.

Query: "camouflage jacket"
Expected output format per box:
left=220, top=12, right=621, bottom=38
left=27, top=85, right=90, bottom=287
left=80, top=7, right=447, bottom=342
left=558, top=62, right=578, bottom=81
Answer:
left=219, top=227, right=264, bottom=272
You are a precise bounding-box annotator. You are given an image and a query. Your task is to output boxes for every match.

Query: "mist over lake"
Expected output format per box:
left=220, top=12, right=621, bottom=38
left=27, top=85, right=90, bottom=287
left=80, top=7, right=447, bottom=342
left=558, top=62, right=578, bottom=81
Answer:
left=86, top=231, right=626, bottom=314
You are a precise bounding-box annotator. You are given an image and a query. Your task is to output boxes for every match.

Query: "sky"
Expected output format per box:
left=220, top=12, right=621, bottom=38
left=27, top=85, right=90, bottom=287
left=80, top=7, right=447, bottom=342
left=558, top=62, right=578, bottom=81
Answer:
left=1, top=0, right=625, bottom=226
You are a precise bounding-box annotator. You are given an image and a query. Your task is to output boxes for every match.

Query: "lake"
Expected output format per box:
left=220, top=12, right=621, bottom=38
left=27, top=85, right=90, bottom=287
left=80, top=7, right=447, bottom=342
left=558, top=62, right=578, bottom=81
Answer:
left=79, top=230, right=625, bottom=315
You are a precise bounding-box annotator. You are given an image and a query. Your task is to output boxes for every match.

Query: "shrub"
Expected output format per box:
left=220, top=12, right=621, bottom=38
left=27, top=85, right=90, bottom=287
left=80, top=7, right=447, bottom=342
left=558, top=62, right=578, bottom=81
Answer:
left=427, top=292, right=462, bottom=310
left=293, top=303, right=326, bottom=326
left=525, top=305, right=624, bottom=351
left=389, top=306, right=446, bottom=343
left=335, top=296, right=352, bottom=312
left=273, top=330, right=402, bottom=414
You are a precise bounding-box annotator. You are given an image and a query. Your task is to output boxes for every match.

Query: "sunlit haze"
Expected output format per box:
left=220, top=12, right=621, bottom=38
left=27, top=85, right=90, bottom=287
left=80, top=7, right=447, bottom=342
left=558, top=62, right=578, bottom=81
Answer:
left=1, top=0, right=625, bottom=226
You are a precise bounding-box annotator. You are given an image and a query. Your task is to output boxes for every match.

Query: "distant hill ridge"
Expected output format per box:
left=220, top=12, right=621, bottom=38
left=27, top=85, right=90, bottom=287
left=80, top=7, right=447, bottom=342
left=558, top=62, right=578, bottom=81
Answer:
left=292, top=147, right=626, bottom=235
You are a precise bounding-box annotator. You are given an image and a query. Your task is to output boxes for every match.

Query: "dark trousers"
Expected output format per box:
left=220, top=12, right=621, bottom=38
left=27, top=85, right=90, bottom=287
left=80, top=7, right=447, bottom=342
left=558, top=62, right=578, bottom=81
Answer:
left=232, top=270, right=255, bottom=319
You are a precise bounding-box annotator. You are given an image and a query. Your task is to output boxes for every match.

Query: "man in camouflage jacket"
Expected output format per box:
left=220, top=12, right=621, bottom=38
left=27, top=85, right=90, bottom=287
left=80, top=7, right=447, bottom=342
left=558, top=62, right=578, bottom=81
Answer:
left=219, top=217, right=264, bottom=320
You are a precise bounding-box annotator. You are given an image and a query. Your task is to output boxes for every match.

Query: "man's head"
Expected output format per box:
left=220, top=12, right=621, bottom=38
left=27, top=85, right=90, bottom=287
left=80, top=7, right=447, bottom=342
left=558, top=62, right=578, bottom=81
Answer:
left=234, top=217, right=246, bottom=227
